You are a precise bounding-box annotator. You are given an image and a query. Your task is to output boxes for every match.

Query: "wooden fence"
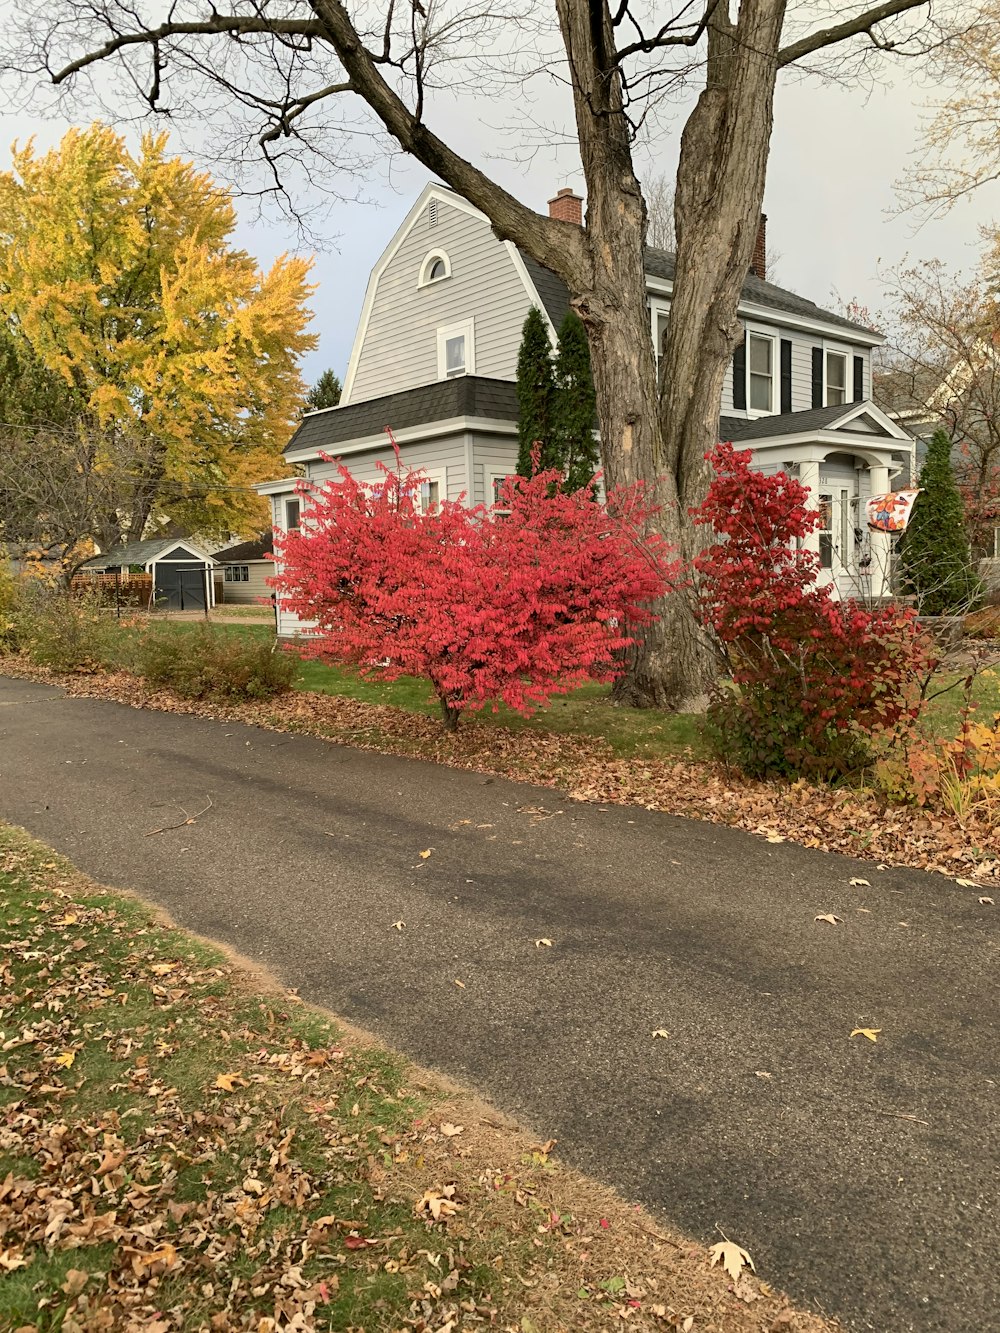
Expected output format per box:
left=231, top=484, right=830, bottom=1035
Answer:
left=71, top=571, right=153, bottom=607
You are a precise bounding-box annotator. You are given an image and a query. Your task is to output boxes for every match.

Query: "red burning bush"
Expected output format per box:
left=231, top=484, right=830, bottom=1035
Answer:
left=273, top=455, right=672, bottom=730
left=694, top=443, right=935, bottom=779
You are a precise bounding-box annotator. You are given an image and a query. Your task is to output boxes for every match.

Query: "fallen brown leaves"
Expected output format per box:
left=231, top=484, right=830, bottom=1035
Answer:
left=4, top=656, right=996, bottom=885
left=0, top=825, right=839, bottom=1333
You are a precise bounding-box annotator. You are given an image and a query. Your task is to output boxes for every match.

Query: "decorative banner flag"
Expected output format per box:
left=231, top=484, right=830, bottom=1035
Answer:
left=866, top=489, right=922, bottom=533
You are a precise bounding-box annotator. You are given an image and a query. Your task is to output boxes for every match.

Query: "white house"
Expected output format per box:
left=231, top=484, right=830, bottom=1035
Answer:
left=261, top=183, right=915, bottom=637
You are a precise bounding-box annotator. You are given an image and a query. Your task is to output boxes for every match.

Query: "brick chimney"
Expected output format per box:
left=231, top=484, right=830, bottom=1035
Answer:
left=749, top=213, right=767, bottom=281
left=548, top=187, right=583, bottom=226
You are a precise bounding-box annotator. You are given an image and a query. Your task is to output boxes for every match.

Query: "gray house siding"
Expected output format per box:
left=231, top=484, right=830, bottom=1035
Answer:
left=720, top=323, right=871, bottom=417
left=215, top=560, right=272, bottom=605
left=346, top=198, right=536, bottom=405
left=471, top=435, right=520, bottom=507
left=307, top=435, right=469, bottom=502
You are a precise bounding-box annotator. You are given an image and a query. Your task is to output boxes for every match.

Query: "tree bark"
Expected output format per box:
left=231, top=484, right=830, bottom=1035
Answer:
left=647, top=0, right=789, bottom=705
left=439, top=697, right=460, bottom=733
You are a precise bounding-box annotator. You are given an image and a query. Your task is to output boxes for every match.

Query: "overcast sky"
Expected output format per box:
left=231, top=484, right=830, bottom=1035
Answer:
left=1, top=33, right=996, bottom=390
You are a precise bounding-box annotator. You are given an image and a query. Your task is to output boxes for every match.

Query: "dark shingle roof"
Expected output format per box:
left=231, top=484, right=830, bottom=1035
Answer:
left=643, top=246, right=879, bottom=337
left=214, top=534, right=273, bottom=563
left=519, top=253, right=571, bottom=331
left=80, top=538, right=214, bottom=570
left=286, top=377, right=519, bottom=455
left=719, top=403, right=901, bottom=442
left=516, top=245, right=879, bottom=340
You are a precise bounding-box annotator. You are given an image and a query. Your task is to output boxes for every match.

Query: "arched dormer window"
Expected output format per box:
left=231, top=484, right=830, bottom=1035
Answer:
left=418, top=250, right=451, bottom=287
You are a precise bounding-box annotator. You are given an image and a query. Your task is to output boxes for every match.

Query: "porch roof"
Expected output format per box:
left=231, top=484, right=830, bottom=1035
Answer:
left=719, top=401, right=914, bottom=444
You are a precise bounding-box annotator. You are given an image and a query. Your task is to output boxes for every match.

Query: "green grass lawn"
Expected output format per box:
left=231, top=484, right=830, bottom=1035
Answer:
left=108, top=619, right=1000, bottom=761
left=120, top=620, right=707, bottom=759
left=921, top=666, right=1000, bottom=739
left=0, top=826, right=801, bottom=1333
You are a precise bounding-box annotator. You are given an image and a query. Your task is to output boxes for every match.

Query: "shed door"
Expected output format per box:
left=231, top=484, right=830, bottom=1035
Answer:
left=156, top=565, right=206, bottom=610
left=178, top=568, right=206, bottom=611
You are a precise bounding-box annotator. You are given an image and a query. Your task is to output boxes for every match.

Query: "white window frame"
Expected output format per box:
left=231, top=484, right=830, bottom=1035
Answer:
left=436, top=318, right=475, bottom=381
left=488, top=471, right=514, bottom=516
left=224, top=564, right=250, bottom=582
left=745, top=328, right=777, bottom=416
left=824, top=344, right=851, bottom=407
left=649, top=298, right=670, bottom=385
left=413, top=467, right=448, bottom=515
left=418, top=249, right=452, bottom=288
left=284, top=496, right=302, bottom=531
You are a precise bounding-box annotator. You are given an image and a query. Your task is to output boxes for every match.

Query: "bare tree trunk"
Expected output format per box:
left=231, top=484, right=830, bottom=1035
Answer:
left=557, top=0, right=713, bottom=711
left=646, top=0, right=788, bottom=704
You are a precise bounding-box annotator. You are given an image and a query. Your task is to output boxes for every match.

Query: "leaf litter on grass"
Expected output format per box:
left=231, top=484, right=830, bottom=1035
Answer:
left=0, top=824, right=840, bottom=1333
left=4, top=656, right=996, bottom=885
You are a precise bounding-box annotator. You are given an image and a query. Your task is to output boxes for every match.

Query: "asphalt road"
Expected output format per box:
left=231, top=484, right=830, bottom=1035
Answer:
left=1, top=675, right=997, bottom=1332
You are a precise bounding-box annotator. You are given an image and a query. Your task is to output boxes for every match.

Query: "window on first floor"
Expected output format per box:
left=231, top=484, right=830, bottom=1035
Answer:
left=825, top=350, right=848, bottom=406
left=284, top=497, right=301, bottom=530
left=748, top=333, right=775, bottom=411
left=413, top=469, right=448, bottom=515
left=224, top=564, right=250, bottom=582
left=818, top=493, right=833, bottom=569
left=490, top=472, right=513, bottom=516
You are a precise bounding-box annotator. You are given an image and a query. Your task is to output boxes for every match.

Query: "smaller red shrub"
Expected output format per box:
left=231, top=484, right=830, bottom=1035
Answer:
left=693, top=443, right=936, bottom=779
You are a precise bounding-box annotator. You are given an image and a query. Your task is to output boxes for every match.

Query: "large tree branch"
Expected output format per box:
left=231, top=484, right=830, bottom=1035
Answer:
left=51, top=16, right=323, bottom=83
left=777, top=0, right=930, bottom=67
left=308, top=0, right=587, bottom=282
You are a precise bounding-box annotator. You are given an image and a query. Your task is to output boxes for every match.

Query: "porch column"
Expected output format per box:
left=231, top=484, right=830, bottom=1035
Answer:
left=799, top=460, right=821, bottom=560
left=868, top=464, right=892, bottom=600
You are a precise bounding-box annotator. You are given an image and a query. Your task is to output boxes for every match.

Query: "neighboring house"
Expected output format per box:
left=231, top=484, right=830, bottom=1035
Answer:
left=212, top=534, right=274, bottom=605
left=78, top=538, right=217, bottom=611
left=877, top=359, right=1000, bottom=562
left=261, top=183, right=915, bottom=636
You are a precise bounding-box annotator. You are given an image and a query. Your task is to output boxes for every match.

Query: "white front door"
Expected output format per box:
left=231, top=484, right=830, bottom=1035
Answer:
left=817, top=483, right=863, bottom=595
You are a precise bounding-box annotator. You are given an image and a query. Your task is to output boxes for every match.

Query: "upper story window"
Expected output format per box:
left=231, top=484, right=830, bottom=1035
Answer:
left=437, top=318, right=475, bottom=380
left=748, top=332, right=775, bottom=412
left=825, top=350, right=848, bottom=406
left=284, top=497, right=301, bottom=531
left=418, top=249, right=451, bottom=287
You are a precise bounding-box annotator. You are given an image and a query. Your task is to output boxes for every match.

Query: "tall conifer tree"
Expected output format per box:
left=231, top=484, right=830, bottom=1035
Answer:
left=515, top=306, right=554, bottom=478
left=900, top=428, right=981, bottom=614
left=552, top=310, right=599, bottom=493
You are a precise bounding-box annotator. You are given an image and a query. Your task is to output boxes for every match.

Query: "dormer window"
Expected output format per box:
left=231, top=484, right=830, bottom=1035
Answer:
left=419, top=250, right=451, bottom=287
left=437, top=319, right=475, bottom=380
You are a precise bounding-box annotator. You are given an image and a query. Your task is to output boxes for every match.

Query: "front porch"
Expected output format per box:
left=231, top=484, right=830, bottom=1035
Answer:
left=721, top=401, right=916, bottom=602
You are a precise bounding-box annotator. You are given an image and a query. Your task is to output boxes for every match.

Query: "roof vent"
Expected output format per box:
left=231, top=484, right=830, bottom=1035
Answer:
left=428, top=199, right=438, bottom=227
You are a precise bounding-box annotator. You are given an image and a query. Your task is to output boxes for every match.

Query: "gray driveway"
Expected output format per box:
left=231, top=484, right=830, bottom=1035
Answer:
left=0, top=674, right=996, bottom=1332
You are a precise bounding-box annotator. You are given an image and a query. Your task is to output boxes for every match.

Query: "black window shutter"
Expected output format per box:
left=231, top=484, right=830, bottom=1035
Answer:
left=780, top=339, right=792, bottom=413
left=853, top=355, right=865, bottom=402
left=732, top=337, right=747, bottom=411
left=811, top=347, right=824, bottom=409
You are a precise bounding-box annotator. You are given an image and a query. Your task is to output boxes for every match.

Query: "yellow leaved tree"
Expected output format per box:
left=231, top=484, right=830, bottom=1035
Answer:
left=0, top=123, right=316, bottom=545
